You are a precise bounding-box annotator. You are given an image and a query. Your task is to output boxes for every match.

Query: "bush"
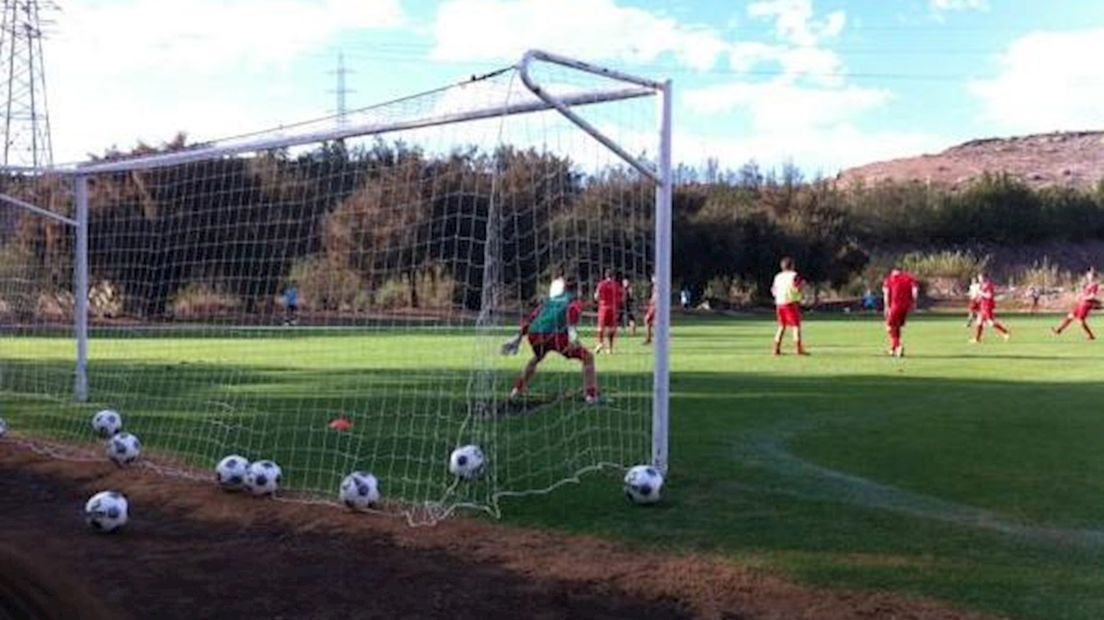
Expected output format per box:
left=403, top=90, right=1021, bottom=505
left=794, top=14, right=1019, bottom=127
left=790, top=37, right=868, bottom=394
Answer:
left=1016, top=258, right=1074, bottom=291
left=373, top=265, right=457, bottom=310
left=288, top=255, right=363, bottom=312
left=170, top=283, right=241, bottom=319
left=899, top=250, right=989, bottom=282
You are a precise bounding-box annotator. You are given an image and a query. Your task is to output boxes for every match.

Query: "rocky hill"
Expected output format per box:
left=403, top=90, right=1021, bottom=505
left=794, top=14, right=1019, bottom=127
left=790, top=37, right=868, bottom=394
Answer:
left=837, top=131, right=1104, bottom=190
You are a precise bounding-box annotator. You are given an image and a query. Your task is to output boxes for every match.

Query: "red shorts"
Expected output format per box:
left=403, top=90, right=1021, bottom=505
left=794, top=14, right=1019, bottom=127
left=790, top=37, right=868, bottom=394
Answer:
left=885, top=306, right=910, bottom=328
left=528, top=333, right=587, bottom=360
left=968, top=300, right=980, bottom=313
left=1072, top=300, right=1095, bottom=320
left=597, top=306, right=617, bottom=329
left=978, top=303, right=996, bottom=321
left=644, top=303, right=656, bottom=325
left=776, top=303, right=801, bottom=327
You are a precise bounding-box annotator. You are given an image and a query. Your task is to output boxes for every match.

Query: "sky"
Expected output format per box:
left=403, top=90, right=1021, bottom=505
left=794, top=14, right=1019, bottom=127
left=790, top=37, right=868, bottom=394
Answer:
left=40, top=0, right=1104, bottom=175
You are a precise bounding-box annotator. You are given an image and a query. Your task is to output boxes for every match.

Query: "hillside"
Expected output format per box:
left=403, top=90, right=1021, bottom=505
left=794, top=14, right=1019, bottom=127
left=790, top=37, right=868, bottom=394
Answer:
left=837, top=131, right=1104, bottom=190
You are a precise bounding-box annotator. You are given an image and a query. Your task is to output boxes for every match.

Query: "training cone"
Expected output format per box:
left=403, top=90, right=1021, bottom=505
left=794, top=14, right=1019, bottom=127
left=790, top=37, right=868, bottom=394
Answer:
left=328, top=417, right=353, bottom=432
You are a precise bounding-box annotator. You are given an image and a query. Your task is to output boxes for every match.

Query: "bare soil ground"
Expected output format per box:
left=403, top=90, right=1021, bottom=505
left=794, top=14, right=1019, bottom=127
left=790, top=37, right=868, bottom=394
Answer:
left=838, top=130, right=1104, bottom=190
left=0, top=439, right=999, bottom=620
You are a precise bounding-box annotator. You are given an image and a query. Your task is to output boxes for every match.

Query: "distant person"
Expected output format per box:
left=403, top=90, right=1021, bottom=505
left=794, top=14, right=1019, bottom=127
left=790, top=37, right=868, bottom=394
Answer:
left=680, top=287, right=691, bottom=311
left=1052, top=267, right=1099, bottom=340
left=1027, top=285, right=1041, bottom=313
left=593, top=270, right=622, bottom=354
left=966, top=275, right=982, bottom=327
left=282, top=283, right=300, bottom=326
left=771, top=257, right=808, bottom=356
left=620, top=277, right=637, bottom=336
left=861, top=288, right=877, bottom=312
left=643, top=276, right=657, bottom=345
left=883, top=267, right=919, bottom=357
left=970, top=272, right=1011, bottom=343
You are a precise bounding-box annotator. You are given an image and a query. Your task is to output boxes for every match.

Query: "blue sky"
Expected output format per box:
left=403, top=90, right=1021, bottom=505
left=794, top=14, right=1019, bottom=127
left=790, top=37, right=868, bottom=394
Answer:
left=45, top=0, right=1104, bottom=174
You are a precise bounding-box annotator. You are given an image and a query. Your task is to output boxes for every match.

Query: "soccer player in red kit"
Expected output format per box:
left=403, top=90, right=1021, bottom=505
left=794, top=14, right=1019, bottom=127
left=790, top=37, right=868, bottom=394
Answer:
left=593, top=270, right=622, bottom=354
left=883, top=268, right=918, bottom=357
left=970, top=272, right=1010, bottom=343
left=1053, top=267, right=1100, bottom=340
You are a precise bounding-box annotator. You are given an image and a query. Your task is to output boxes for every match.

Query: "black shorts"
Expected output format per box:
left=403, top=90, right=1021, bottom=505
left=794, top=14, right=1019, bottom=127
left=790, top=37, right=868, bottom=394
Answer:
left=619, top=306, right=636, bottom=324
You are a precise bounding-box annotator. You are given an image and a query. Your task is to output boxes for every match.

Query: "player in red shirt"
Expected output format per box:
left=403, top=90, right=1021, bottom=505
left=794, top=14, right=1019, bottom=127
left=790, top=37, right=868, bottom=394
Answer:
left=503, top=276, right=600, bottom=403
left=969, top=272, right=1010, bottom=343
left=1052, top=267, right=1100, bottom=340
left=882, top=268, right=919, bottom=357
left=593, top=270, right=622, bottom=354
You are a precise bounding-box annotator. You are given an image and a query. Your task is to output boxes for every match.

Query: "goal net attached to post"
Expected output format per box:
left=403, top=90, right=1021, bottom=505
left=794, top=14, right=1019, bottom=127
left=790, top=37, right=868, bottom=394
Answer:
left=0, top=50, right=672, bottom=524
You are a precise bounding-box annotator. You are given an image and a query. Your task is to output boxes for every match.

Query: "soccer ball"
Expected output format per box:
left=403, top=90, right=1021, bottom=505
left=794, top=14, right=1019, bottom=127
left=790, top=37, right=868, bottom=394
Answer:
left=339, top=471, right=380, bottom=511
left=91, top=409, right=123, bottom=438
left=623, top=464, right=664, bottom=505
left=0, top=417, right=6, bottom=437
left=215, top=455, right=250, bottom=491
left=106, top=432, right=141, bottom=466
left=448, top=444, right=485, bottom=480
left=245, top=459, right=282, bottom=496
left=85, top=491, right=129, bottom=533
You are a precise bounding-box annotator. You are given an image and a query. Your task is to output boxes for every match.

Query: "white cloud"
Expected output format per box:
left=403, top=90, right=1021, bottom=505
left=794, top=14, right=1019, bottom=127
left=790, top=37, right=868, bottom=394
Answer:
left=430, top=0, right=729, bottom=71
left=684, top=82, right=892, bottom=132
left=970, top=29, right=1104, bottom=133
left=747, top=0, right=844, bottom=46
left=45, top=0, right=405, bottom=161
left=930, top=0, right=988, bottom=12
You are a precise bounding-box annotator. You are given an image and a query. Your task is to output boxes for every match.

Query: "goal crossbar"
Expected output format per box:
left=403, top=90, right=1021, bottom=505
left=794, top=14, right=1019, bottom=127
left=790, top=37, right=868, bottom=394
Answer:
left=65, top=87, right=658, bottom=176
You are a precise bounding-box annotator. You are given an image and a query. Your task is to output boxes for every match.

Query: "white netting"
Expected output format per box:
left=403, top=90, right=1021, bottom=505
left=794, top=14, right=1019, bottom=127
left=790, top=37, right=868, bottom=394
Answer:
left=0, top=57, right=660, bottom=524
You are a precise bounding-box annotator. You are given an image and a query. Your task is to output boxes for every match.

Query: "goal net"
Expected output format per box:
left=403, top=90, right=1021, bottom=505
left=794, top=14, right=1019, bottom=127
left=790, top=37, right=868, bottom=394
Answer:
left=0, top=51, right=670, bottom=524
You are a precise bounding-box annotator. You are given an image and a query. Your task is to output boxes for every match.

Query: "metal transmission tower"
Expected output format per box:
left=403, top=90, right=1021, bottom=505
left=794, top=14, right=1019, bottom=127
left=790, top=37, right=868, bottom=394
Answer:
left=0, top=0, right=54, bottom=167
left=329, top=51, right=354, bottom=127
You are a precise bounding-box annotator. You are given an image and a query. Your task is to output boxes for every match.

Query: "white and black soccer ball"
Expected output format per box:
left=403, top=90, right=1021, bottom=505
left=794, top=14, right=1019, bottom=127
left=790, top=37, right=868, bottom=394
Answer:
left=215, top=454, right=250, bottom=491
left=623, top=464, right=664, bottom=505
left=106, top=432, right=141, bottom=466
left=339, top=471, right=380, bottom=511
left=448, top=444, right=485, bottom=480
left=245, top=460, right=282, bottom=496
left=85, top=490, right=129, bottom=533
left=0, top=417, right=7, bottom=437
left=91, top=409, right=123, bottom=438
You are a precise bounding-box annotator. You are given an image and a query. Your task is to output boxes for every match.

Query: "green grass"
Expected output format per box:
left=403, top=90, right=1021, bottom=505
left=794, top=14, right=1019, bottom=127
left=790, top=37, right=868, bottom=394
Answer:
left=4, top=314, right=1104, bottom=619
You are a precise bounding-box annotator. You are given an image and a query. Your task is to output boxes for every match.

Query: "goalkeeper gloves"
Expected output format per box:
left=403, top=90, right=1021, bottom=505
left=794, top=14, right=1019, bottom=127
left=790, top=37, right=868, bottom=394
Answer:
left=500, top=335, right=522, bottom=356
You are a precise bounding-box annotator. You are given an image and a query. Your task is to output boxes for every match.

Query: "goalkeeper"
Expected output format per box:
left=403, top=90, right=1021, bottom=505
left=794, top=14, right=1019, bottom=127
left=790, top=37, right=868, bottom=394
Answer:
left=504, top=276, right=601, bottom=404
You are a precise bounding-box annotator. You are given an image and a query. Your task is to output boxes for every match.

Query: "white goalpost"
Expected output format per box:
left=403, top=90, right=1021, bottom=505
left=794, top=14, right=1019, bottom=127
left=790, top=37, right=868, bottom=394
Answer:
left=0, top=50, right=671, bottom=523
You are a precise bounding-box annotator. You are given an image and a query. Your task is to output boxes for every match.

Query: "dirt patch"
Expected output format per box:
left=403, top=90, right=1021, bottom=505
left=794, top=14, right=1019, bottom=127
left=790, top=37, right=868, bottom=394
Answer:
left=0, top=439, right=1001, bottom=620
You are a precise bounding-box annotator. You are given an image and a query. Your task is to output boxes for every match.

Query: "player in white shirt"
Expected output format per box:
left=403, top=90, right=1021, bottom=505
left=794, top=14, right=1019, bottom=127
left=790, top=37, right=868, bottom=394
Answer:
left=771, top=257, right=808, bottom=356
left=965, top=275, right=982, bottom=327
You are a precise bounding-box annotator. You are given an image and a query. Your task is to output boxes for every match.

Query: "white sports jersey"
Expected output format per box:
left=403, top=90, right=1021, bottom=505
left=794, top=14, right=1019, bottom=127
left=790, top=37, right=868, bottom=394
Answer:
left=968, top=282, right=981, bottom=300
left=772, top=271, right=800, bottom=306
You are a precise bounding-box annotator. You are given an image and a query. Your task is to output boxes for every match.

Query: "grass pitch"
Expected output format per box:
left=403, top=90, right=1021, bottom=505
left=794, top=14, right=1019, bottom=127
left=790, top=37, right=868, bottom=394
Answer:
left=3, top=313, right=1104, bottom=619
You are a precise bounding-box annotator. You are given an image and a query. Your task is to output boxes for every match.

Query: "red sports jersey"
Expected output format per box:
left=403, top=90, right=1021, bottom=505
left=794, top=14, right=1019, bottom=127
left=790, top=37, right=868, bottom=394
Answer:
left=596, top=279, right=622, bottom=309
left=1081, top=281, right=1100, bottom=302
left=883, top=271, right=917, bottom=309
left=979, top=281, right=996, bottom=310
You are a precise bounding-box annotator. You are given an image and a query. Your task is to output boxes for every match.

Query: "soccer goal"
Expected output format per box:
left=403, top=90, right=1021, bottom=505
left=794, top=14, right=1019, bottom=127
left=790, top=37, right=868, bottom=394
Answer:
left=0, top=50, right=671, bottom=523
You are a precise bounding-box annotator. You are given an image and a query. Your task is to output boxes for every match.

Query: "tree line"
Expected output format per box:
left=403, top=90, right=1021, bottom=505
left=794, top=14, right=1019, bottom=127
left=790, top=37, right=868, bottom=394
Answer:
left=3, top=139, right=1103, bottom=322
